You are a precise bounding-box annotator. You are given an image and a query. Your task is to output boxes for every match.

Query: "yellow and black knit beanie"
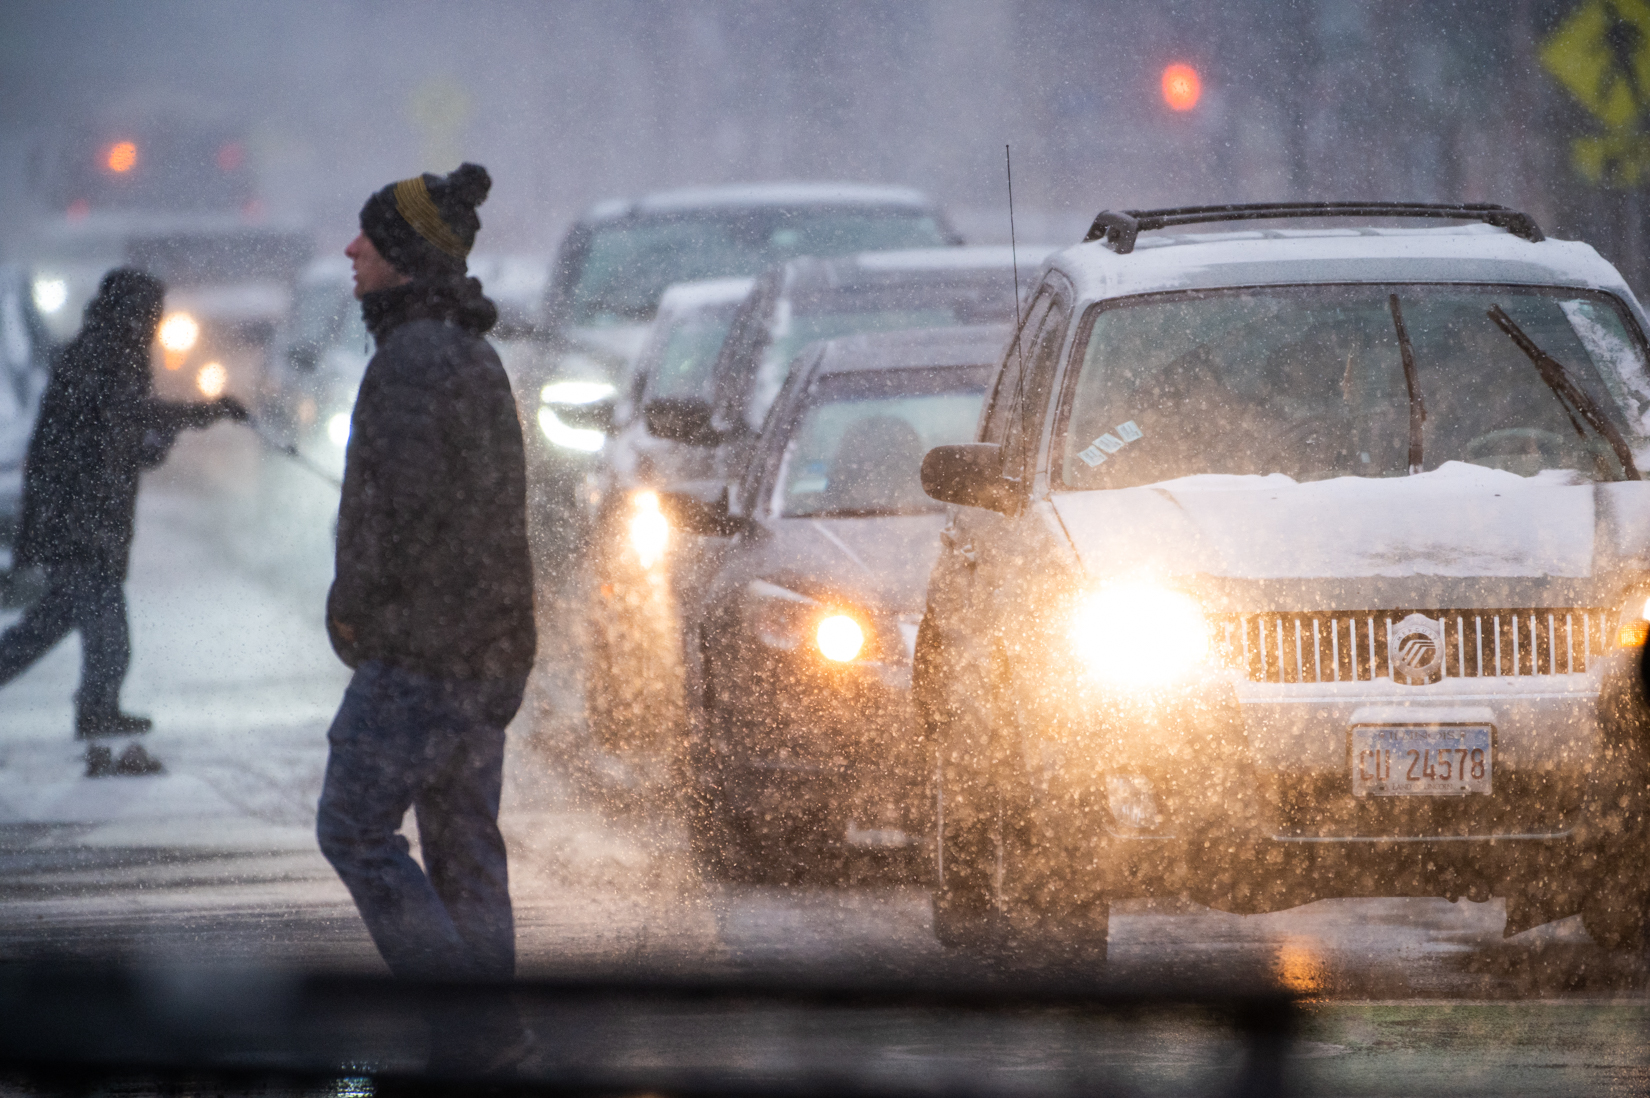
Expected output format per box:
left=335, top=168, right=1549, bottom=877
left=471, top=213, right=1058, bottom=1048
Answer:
left=359, top=162, right=490, bottom=278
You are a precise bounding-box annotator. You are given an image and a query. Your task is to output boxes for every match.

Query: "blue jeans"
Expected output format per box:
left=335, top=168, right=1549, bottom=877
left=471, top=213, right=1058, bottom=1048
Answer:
left=317, top=660, right=525, bottom=981
left=0, top=563, right=128, bottom=718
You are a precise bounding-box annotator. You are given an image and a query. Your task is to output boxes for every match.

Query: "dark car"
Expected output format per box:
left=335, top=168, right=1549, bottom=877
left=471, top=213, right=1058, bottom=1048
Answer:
left=516, top=183, right=961, bottom=549
left=671, top=325, right=1006, bottom=878
left=586, top=247, right=1049, bottom=756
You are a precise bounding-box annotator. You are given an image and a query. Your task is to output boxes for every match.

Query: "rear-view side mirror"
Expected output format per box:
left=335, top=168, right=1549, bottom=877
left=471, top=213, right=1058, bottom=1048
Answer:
left=921, top=443, right=1017, bottom=513
left=659, top=485, right=747, bottom=536
left=644, top=398, right=721, bottom=446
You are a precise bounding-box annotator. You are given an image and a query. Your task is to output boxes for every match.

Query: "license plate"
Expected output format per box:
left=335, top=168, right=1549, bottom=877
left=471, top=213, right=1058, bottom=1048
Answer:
left=1350, top=724, right=1492, bottom=796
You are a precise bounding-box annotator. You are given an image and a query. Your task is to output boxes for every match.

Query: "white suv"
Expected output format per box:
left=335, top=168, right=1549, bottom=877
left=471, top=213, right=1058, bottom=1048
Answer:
left=915, top=203, right=1650, bottom=961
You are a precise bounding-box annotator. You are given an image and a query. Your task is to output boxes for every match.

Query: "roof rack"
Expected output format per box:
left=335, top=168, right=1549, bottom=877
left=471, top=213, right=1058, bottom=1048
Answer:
left=1083, top=202, right=1545, bottom=254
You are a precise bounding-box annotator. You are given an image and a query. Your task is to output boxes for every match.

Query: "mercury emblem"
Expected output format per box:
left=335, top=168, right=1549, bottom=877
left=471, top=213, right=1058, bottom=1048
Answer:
left=1390, top=612, right=1445, bottom=685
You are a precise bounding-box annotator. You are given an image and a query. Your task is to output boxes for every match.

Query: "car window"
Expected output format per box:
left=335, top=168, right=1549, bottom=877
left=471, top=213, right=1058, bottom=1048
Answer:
left=1002, top=291, right=1070, bottom=482
left=981, top=289, right=1054, bottom=448
left=771, top=367, right=990, bottom=518
left=743, top=273, right=1018, bottom=431
left=639, top=302, right=741, bottom=404
left=562, top=209, right=952, bottom=328
left=290, top=280, right=367, bottom=354
left=1058, top=284, right=1650, bottom=490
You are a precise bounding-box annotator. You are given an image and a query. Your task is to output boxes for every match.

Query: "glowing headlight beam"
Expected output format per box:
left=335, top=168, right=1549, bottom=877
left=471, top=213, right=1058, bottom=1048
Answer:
left=538, top=406, right=605, bottom=452
left=158, top=312, right=199, bottom=353
left=540, top=380, right=615, bottom=405
left=195, top=362, right=227, bottom=399
left=628, top=489, right=669, bottom=568
left=31, top=278, right=67, bottom=314
left=1069, top=583, right=1209, bottom=686
left=327, top=411, right=352, bottom=448
left=816, top=614, right=866, bottom=662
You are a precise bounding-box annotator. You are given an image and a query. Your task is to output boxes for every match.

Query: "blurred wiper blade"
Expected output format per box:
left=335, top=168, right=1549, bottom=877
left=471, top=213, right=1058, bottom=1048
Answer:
left=1487, top=305, right=1641, bottom=480
left=1388, top=294, right=1427, bottom=474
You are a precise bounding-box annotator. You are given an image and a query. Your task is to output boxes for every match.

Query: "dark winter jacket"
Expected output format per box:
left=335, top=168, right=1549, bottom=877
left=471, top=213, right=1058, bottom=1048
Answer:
left=326, top=276, right=537, bottom=683
left=16, top=270, right=222, bottom=575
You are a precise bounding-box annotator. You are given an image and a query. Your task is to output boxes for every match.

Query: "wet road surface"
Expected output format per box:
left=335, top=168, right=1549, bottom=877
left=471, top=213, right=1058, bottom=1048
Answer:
left=0, top=427, right=1645, bottom=1093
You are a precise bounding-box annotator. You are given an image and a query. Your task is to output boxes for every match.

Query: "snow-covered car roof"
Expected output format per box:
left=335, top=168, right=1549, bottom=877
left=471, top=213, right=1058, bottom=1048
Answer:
left=583, top=182, right=937, bottom=222
left=810, top=324, right=1012, bottom=376
left=655, top=276, right=756, bottom=317
left=1047, top=224, right=1641, bottom=307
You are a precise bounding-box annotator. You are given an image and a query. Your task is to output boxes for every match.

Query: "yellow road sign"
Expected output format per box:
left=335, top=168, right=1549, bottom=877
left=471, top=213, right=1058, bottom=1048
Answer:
left=1543, top=0, right=1650, bottom=130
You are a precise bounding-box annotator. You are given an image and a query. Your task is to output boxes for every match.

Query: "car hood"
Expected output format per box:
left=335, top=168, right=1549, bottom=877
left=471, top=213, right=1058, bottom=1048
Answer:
left=1050, top=462, right=1650, bottom=609
left=746, top=512, right=948, bottom=614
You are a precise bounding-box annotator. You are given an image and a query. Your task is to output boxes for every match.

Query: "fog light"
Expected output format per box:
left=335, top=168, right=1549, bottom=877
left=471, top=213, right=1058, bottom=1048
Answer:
left=816, top=614, right=865, bottom=662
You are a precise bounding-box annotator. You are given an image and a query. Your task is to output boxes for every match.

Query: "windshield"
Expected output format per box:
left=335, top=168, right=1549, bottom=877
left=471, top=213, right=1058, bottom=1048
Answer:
left=289, top=278, right=367, bottom=354
left=562, top=209, right=951, bottom=327
left=1059, top=284, right=1650, bottom=490
left=638, top=301, right=742, bottom=403
left=774, top=367, right=988, bottom=518
left=747, top=272, right=1017, bottom=428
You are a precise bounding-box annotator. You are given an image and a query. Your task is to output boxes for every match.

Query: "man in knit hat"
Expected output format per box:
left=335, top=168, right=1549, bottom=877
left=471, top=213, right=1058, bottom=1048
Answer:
left=315, top=164, right=536, bottom=1067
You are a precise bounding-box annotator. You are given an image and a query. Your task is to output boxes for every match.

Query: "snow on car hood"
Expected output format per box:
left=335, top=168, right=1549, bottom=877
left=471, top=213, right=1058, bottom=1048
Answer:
left=1051, top=461, right=1650, bottom=581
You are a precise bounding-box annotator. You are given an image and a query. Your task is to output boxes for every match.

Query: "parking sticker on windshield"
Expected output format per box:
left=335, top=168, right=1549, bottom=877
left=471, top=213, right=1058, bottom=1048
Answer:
left=1078, top=446, right=1108, bottom=466
left=1094, top=433, right=1126, bottom=454
left=1117, top=421, right=1143, bottom=441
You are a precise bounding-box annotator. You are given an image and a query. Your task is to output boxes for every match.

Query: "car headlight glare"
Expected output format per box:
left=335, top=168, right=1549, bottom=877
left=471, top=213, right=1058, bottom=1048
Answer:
left=195, top=361, right=227, bottom=399
left=31, top=278, right=67, bottom=314
left=627, top=489, right=669, bottom=568
left=540, top=380, right=615, bottom=405
left=816, top=614, right=866, bottom=663
left=1618, top=595, right=1650, bottom=647
left=327, top=411, right=352, bottom=448
left=538, top=406, right=605, bottom=452
left=158, top=312, right=199, bottom=353
left=1069, top=583, right=1209, bottom=686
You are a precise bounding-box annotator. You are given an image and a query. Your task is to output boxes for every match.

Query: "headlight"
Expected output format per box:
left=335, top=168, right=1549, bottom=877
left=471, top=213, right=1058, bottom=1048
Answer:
left=1618, top=595, right=1650, bottom=648
left=1069, top=582, right=1210, bottom=687
left=327, top=411, right=352, bottom=448
left=743, top=580, right=872, bottom=663
left=31, top=278, right=67, bottom=314
left=816, top=614, right=866, bottom=662
left=538, top=380, right=615, bottom=452
left=158, top=312, right=199, bottom=353
left=195, top=361, right=227, bottom=399
left=627, top=489, right=669, bottom=568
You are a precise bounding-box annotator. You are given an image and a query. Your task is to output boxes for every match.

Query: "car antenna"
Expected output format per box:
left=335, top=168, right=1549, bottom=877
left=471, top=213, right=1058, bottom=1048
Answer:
left=1006, top=144, right=1026, bottom=361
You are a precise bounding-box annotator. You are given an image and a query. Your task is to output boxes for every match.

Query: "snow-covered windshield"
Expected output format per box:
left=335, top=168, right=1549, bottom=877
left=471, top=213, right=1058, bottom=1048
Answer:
left=1060, top=284, right=1650, bottom=490
left=564, top=209, right=951, bottom=327
left=774, top=368, right=987, bottom=518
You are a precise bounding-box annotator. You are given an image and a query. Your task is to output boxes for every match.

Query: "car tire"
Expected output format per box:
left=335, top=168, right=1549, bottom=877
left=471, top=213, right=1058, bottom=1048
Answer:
left=929, top=658, right=1109, bottom=966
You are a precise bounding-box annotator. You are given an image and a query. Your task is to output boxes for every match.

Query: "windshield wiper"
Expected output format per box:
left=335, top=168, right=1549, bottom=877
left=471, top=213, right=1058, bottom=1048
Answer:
left=1487, top=305, right=1641, bottom=480
left=1387, top=295, right=1427, bottom=474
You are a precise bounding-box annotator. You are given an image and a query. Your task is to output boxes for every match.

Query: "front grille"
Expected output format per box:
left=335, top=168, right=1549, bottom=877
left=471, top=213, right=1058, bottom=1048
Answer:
left=1215, top=609, right=1615, bottom=684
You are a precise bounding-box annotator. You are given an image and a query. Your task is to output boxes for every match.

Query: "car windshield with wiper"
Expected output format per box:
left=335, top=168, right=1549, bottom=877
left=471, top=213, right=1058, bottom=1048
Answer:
left=775, top=367, right=988, bottom=518
left=1059, top=284, right=1650, bottom=489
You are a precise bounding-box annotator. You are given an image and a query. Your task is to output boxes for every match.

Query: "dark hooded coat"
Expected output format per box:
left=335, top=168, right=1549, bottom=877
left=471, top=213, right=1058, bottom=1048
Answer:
left=16, top=269, right=221, bottom=575
left=325, top=275, right=536, bottom=682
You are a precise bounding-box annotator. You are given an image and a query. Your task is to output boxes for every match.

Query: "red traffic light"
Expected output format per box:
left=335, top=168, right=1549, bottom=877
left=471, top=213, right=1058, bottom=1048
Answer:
left=1161, top=64, right=1201, bottom=111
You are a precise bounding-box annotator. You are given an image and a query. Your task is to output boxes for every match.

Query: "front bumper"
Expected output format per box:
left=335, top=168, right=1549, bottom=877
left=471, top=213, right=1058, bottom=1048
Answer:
left=706, top=643, right=926, bottom=842
left=1019, top=652, right=1648, bottom=919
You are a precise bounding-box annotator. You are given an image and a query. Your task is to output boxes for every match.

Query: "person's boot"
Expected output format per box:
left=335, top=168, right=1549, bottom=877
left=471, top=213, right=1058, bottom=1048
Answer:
left=84, top=744, right=114, bottom=778
left=76, top=711, right=153, bottom=739
left=113, top=743, right=164, bottom=776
